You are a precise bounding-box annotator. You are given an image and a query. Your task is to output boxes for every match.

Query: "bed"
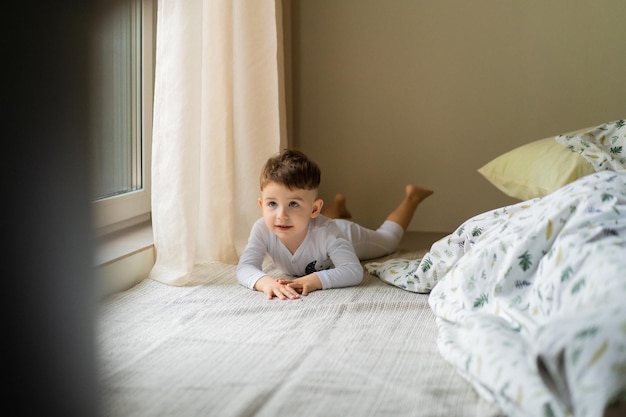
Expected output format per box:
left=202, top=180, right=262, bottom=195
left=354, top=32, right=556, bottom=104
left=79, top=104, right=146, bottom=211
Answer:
left=97, top=120, right=625, bottom=417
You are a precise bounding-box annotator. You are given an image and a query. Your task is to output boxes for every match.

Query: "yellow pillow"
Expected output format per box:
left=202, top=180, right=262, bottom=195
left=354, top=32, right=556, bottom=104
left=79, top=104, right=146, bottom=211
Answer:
left=478, top=131, right=595, bottom=200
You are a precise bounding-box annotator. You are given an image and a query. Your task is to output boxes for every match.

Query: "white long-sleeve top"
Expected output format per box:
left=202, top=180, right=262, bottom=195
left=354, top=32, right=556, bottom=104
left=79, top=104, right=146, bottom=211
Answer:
left=237, top=216, right=364, bottom=290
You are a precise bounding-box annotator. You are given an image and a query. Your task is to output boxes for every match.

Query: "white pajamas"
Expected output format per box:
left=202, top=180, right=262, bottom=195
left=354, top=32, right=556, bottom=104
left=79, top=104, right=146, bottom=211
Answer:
left=237, top=216, right=404, bottom=290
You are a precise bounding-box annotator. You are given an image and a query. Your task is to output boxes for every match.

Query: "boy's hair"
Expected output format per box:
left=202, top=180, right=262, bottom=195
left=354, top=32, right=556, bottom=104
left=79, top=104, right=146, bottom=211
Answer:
left=260, top=149, right=321, bottom=191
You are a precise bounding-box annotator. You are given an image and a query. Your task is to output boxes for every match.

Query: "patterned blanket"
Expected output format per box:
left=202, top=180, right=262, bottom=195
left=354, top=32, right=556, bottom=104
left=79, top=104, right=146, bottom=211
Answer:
left=366, top=171, right=626, bottom=417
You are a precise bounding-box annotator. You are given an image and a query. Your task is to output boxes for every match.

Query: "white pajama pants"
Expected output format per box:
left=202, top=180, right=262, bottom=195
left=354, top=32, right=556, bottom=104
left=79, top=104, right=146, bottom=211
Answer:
left=334, top=219, right=404, bottom=261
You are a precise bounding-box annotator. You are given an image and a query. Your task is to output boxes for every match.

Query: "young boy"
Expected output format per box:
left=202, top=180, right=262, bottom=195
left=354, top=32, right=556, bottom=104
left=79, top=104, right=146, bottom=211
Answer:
left=236, top=149, right=433, bottom=300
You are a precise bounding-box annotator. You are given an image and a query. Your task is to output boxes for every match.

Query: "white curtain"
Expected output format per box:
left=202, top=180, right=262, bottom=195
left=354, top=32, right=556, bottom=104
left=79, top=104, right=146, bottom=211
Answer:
left=149, top=0, right=287, bottom=286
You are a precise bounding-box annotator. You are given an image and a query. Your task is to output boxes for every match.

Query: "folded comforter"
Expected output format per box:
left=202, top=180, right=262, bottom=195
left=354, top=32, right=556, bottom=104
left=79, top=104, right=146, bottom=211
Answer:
left=367, top=171, right=626, bottom=417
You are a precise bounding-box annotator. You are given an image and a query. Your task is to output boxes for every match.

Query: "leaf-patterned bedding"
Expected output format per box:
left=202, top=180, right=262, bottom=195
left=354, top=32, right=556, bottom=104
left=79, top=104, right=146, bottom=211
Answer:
left=366, top=171, right=626, bottom=417
left=555, top=119, right=626, bottom=173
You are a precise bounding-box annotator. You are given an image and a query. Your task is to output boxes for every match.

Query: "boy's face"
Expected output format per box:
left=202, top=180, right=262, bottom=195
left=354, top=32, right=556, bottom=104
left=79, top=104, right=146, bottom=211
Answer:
left=259, top=181, right=323, bottom=252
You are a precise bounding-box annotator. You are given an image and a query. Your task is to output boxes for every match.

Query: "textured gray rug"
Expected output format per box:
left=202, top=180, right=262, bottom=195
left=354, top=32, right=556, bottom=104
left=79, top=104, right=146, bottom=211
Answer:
left=97, top=249, right=503, bottom=417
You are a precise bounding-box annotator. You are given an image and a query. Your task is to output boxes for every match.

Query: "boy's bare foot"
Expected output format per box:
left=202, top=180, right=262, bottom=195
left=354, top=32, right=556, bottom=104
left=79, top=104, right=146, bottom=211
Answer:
left=386, top=184, right=434, bottom=230
left=406, top=184, right=434, bottom=203
left=322, top=193, right=352, bottom=219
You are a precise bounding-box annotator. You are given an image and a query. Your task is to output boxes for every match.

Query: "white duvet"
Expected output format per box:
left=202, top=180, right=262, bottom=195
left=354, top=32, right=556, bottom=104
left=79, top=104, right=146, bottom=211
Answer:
left=366, top=171, right=626, bottom=417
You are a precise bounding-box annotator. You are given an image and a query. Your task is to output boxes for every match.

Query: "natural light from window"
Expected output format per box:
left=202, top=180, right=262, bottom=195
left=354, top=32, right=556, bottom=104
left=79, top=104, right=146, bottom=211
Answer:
left=91, top=0, right=154, bottom=234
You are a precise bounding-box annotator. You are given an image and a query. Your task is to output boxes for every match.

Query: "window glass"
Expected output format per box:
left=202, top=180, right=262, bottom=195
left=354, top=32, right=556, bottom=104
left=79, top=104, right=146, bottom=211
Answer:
left=90, top=0, right=142, bottom=200
left=90, top=0, right=154, bottom=233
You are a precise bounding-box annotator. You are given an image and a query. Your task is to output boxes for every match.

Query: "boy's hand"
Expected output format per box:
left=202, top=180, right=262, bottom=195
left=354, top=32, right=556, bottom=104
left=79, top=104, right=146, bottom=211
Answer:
left=277, top=274, right=322, bottom=296
left=254, top=276, right=301, bottom=300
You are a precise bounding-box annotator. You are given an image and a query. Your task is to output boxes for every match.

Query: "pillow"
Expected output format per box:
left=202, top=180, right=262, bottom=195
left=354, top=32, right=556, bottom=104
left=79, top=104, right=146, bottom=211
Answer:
left=554, top=119, right=626, bottom=173
left=478, top=127, right=595, bottom=200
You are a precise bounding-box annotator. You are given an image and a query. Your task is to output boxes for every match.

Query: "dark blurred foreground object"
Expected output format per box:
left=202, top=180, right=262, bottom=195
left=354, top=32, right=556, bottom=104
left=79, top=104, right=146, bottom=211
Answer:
left=3, top=1, right=100, bottom=416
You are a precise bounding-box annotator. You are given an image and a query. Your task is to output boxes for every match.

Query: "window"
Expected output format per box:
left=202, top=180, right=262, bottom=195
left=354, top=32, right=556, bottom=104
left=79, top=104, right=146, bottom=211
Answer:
left=91, top=0, right=156, bottom=235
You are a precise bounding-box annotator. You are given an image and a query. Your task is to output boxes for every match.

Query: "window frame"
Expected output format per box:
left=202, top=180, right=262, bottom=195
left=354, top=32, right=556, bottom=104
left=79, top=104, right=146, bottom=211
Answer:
left=92, top=0, right=156, bottom=236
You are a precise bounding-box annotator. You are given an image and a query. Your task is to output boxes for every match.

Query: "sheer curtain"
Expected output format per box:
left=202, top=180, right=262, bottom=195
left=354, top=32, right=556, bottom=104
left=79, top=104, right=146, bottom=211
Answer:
left=149, top=0, right=287, bottom=286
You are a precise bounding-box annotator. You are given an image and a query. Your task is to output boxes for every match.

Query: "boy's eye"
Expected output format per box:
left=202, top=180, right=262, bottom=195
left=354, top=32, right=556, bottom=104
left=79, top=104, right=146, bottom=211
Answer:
left=289, top=201, right=299, bottom=208
left=267, top=201, right=277, bottom=208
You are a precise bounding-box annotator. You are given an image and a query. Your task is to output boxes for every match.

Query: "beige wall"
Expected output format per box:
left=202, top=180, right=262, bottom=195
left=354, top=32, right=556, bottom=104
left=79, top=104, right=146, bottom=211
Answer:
left=288, top=0, right=626, bottom=233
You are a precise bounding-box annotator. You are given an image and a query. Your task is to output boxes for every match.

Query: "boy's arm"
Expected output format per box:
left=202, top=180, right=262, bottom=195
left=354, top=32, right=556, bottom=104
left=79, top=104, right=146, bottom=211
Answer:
left=315, top=238, right=364, bottom=289
left=236, top=220, right=272, bottom=289
left=279, top=237, right=362, bottom=294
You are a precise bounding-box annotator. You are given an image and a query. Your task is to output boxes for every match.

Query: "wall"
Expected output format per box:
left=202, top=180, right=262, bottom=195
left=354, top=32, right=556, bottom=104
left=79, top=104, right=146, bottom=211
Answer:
left=289, top=0, right=626, bottom=233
